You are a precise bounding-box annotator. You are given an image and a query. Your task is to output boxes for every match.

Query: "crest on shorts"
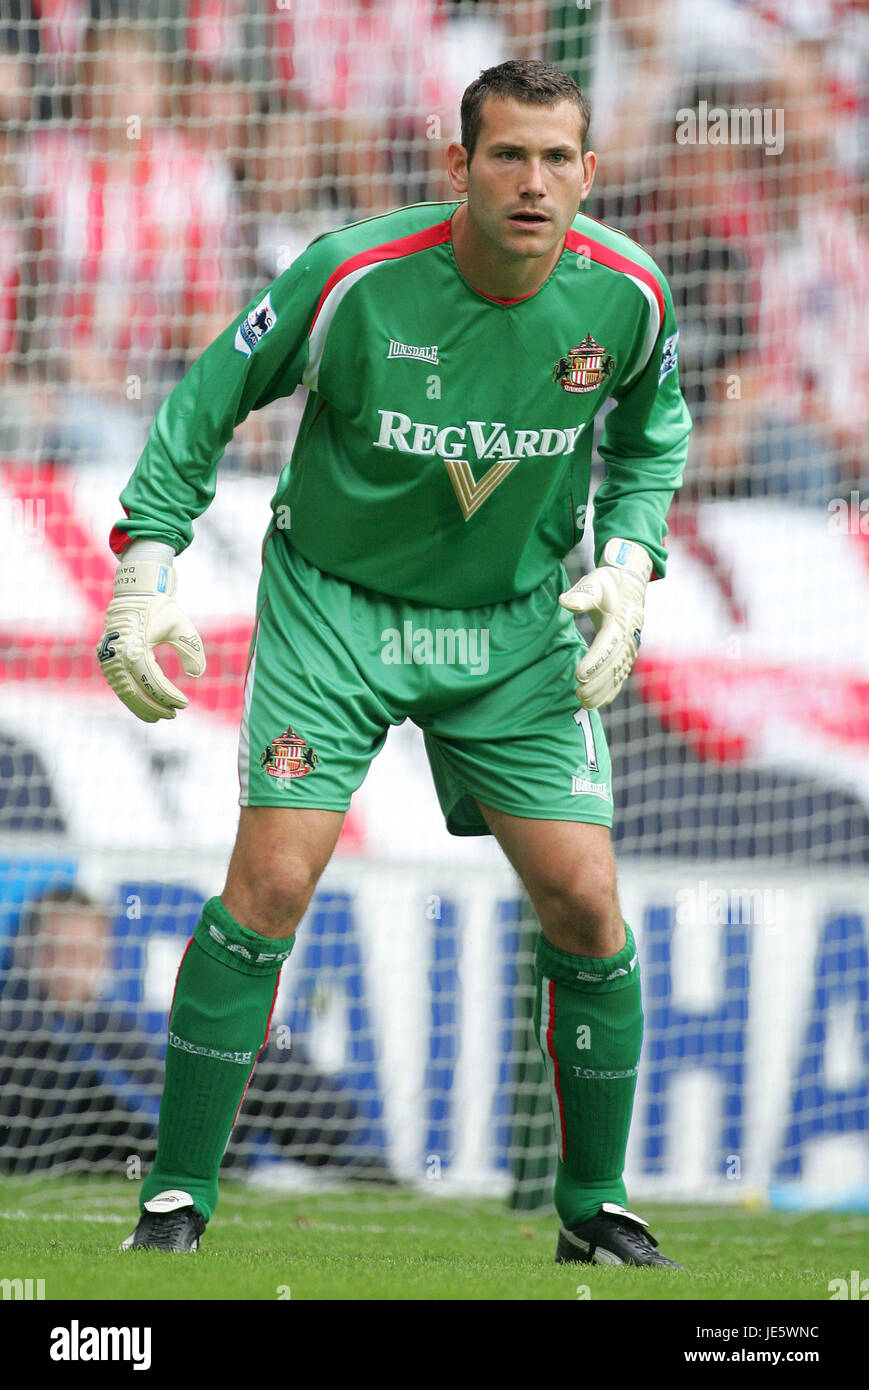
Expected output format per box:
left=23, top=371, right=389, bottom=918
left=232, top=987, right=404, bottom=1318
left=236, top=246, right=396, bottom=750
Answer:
left=260, top=726, right=319, bottom=780
left=552, top=335, right=615, bottom=394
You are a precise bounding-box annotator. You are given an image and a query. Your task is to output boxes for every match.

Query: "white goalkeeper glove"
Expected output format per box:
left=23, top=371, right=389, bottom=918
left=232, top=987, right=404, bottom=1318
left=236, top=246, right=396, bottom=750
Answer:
left=96, top=541, right=206, bottom=723
left=558, top=537, right=653, bottom=710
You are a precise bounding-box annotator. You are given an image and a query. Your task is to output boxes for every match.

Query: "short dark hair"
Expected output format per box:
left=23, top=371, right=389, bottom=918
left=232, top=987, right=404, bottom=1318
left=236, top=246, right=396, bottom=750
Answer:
left=460, top=60, right=591, bottom=165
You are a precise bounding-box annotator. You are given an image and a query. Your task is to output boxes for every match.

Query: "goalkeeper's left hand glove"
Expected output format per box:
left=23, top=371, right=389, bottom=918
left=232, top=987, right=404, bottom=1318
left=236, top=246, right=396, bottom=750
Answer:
left=558, top=537, right=653, bottom=710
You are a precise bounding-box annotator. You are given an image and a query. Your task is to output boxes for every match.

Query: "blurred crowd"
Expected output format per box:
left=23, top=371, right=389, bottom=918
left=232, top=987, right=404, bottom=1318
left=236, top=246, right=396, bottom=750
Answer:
left=0, top=0, right=866, bottom=498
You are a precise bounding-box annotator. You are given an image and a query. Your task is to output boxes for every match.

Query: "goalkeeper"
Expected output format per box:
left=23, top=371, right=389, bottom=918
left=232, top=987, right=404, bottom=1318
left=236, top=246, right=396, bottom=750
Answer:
left=100, top=59, right=691, bottom=1264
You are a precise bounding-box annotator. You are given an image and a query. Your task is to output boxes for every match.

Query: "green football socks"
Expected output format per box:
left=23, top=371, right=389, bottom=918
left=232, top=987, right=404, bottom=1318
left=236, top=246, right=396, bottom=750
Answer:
left=142, top=902, right=641, bottom=1228
left=140, top=897, right=295, bottom=1222
left=534, top=925, right=644, bottom=1228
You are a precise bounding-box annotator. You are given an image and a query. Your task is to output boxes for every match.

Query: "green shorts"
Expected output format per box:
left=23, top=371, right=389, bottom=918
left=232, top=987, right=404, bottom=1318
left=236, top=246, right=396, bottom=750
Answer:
left=238, top=529, right=613, bottom=835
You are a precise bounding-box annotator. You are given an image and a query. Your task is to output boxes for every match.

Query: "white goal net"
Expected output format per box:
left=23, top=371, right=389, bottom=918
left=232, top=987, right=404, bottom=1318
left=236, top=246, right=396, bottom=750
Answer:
left=0, top=0, right=867, bottom=1209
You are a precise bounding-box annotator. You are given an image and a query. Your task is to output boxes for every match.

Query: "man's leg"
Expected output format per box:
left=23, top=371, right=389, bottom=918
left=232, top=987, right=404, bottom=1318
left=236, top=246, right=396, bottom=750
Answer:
left=135, top=806, right=344, bottom=1230
left=125, top=535, right=401, bottom=1249
left=477, top=806, right=658, bottom=1246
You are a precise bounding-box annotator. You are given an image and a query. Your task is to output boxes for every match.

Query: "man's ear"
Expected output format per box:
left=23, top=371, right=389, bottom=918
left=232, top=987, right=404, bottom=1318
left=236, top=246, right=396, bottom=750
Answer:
left=579, top=149, right=597, bottom=204
left=446, top=141, right=470, bottom=196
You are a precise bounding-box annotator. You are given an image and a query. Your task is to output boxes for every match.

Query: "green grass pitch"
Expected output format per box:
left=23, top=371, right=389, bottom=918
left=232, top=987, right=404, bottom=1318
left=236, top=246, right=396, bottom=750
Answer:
left=0, top=1176, right=865, bottom=1302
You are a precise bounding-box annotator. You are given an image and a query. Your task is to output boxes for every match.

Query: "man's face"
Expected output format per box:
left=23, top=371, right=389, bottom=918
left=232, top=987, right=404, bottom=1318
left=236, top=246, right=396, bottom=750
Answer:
left=449, top=97, right=595, bottom=263
left=34, top=910, right=109, bottom=1007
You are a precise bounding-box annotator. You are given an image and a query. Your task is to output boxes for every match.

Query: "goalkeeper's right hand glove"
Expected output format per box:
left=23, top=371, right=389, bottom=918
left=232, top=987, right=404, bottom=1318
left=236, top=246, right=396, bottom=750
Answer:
left=96, top=543, right=206, bottom=723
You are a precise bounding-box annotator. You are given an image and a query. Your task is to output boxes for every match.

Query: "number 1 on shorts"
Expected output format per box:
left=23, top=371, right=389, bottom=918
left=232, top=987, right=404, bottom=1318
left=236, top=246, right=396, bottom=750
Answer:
left=573, top=707, right=599, bottom=772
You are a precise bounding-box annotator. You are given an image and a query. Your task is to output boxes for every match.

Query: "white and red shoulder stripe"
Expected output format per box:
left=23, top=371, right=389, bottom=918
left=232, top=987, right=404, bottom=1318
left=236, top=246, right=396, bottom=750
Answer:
left=566, top=228, right=667, bottom=381
left=302, top=219, right=451, bottom=390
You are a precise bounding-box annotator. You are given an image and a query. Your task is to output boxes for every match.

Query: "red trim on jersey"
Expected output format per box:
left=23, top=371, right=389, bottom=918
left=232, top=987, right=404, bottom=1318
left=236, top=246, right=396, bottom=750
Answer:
left=109, top=506, right=133, bottom=558
left=469, top=282, right=543, bottom=306
left=546, top=978, right=567, bottom=1160
left=565, top=229, right=666, bottom=326
left=310, top=220, right=452, bottom=332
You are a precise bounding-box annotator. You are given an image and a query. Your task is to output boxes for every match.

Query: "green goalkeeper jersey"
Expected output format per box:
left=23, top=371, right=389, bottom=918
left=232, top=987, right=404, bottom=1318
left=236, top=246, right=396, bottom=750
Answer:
left=111, top=201, right=691, bottom=606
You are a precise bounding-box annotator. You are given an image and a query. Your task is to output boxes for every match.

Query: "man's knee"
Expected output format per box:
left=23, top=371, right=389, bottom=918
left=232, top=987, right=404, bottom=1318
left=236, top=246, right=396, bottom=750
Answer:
left=220, top=807, right=343, bottom=938
left=477, top=805, right=625, bottom=958
left=223, top=854, right=320, bottom=937
left=531, top=858, right=623, bottom=956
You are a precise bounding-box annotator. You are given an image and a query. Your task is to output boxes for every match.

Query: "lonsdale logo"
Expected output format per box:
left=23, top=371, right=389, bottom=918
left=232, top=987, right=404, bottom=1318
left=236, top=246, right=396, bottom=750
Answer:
left=373, top=409, right=586, bottom=520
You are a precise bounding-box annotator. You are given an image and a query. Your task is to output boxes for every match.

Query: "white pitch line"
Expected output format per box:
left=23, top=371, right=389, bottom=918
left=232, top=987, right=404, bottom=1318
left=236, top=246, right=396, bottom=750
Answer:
left=0, top=1209, right=128, bottom=1223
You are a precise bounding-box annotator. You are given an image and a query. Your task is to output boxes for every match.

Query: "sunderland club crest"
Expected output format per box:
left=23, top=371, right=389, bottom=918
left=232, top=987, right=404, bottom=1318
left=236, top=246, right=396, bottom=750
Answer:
left=260, top=727, right=320, bottom=781
left=552, top=335, right=615, bottom=394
